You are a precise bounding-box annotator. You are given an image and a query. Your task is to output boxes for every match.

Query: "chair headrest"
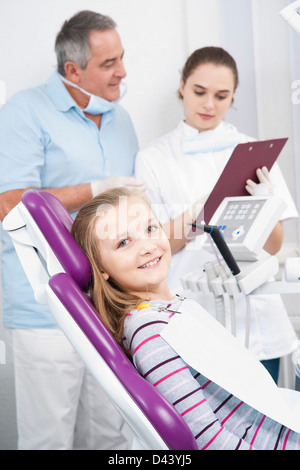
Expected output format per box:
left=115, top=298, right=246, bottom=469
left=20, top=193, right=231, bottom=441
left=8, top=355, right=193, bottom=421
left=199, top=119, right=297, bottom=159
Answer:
left=22, top=190, right=91, bottom=289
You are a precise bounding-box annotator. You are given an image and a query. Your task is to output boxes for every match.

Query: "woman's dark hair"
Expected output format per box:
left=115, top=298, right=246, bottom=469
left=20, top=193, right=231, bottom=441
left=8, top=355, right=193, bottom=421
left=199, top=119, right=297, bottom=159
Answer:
left=178, top=46, right=239, bottom=99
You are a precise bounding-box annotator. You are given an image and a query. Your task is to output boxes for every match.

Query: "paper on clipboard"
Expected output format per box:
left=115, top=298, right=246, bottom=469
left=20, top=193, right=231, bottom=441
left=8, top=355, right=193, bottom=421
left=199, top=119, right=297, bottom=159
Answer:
left=161, top=299, right=300, bottom=433
left=190, top=138, right=288, bottom=235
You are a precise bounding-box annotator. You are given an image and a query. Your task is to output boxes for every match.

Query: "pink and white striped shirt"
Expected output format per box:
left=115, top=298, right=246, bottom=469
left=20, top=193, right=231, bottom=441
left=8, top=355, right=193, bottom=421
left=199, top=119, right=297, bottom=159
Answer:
left=123, top=298, right=300, bottom=450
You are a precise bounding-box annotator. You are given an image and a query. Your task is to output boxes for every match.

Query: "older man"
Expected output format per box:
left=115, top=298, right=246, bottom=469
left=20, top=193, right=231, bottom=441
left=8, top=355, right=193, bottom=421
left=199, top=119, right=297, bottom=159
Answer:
left=0, top=10, right=141, bottom=450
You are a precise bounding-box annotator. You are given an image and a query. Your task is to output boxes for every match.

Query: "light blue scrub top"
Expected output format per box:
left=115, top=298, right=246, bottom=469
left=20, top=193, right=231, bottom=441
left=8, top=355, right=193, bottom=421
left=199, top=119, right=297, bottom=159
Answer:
left=0, top=71, right=138, bottom=328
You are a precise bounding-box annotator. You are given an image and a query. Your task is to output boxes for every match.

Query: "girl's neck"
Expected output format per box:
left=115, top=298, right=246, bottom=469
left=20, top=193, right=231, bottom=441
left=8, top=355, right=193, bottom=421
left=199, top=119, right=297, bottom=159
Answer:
left=134, top=283, right=174, bottom=303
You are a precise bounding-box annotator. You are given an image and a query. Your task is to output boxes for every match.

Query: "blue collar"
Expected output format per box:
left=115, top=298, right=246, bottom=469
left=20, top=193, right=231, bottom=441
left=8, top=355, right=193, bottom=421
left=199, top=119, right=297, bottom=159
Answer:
left=45, top=71, right=79, bottom=112
left=44, top=71, right=115, bottom=117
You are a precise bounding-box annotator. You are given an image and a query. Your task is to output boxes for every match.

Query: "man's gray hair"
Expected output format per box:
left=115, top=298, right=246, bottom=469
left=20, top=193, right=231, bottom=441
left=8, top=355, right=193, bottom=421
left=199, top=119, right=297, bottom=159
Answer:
left=55, top=10, right=117, bottom=76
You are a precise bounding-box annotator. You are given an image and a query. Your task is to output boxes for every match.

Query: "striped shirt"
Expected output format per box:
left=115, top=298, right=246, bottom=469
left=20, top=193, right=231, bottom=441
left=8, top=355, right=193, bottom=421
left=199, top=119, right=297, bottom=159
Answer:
left=123, top=298, right=300, bottom=450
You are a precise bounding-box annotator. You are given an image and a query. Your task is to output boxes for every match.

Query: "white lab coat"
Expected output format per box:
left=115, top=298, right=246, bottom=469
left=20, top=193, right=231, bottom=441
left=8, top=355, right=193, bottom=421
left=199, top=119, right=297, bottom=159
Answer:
left=135, top=120, right=299, bottom=360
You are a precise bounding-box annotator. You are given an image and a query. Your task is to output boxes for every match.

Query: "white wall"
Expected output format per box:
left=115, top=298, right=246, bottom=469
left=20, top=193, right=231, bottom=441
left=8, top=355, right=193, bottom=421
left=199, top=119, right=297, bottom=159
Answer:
left=251, top=0, right=298, bottom=248
left=0, top=0, right=188, bottom=148
left=0, top=0, right=299, bottom=449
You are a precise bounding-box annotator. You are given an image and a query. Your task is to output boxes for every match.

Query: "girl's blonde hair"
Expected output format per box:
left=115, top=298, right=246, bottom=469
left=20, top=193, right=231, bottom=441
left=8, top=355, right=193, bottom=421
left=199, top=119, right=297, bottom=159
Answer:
left=71, top=187, right=149, bottom=347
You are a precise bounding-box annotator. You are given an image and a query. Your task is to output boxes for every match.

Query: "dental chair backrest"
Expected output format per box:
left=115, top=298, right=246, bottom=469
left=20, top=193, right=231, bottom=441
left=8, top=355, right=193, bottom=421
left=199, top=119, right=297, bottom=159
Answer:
left=3, top=189, right=198, bottom=451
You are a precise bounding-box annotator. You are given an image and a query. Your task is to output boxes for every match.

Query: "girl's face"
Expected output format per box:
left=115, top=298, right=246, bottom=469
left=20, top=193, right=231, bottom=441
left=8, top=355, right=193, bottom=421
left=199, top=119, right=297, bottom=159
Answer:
left=94, top=196, right=172, bottom=300
left=180, top=63, right=236, bottom=132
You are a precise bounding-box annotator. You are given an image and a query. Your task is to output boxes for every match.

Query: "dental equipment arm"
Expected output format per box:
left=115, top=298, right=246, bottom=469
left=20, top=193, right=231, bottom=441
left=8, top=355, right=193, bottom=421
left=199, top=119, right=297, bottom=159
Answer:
left=184, top=194, right=286, bottom=340
left=188, top=223, right=241, bottom=276
left=280, top=1, right=300, bottom=33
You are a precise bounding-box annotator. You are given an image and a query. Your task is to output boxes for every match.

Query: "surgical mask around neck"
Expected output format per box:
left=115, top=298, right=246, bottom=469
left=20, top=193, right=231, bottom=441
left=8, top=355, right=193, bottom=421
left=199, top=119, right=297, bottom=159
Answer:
left=60, top=75, right=118, bottom=115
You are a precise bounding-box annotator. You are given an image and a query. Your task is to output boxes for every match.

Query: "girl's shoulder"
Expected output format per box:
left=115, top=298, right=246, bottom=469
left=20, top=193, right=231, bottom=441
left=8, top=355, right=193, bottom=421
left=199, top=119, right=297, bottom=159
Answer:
left=127, top=297, right=184, bottom=325
left=127, top=302, right=171, bottom=323
left=123, top=297, right=185, bottom=351
left=122, top=303, right=169, bottom=350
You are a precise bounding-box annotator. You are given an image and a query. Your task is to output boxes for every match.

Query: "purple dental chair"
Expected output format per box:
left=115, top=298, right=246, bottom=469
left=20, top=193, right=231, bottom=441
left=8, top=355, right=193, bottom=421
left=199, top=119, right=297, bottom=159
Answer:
left=3, top=189, right=198, bottom=451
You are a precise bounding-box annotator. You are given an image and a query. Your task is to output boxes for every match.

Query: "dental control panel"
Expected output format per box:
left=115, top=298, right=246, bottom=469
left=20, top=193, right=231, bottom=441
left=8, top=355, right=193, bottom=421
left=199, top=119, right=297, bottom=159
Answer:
left=206, top=195, right=287, bottom=261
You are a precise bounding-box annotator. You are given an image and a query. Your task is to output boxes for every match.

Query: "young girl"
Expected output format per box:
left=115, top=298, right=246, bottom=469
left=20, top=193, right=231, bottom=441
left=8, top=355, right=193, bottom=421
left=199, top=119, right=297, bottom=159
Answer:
left=135, top=47, right=299, bottom=382
left=71, top=187, right=300, bottom=450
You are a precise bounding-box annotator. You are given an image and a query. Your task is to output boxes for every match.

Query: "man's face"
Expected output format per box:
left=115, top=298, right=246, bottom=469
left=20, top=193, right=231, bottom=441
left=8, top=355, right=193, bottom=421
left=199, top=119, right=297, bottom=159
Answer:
left=77, top=29, right=126, bottom=102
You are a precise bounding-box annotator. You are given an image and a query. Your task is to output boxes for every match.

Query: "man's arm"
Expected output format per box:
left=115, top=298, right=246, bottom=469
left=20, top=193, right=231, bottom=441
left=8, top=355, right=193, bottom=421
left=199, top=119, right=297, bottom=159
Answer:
left=0, top=175, right=146, bottom=221
left=0, top=184, right=92, bottom=221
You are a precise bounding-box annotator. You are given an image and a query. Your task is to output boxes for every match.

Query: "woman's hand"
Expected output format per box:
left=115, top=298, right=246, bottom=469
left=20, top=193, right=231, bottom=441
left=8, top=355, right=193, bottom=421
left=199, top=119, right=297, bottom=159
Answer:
left=245, top=166, right=274, bottom=196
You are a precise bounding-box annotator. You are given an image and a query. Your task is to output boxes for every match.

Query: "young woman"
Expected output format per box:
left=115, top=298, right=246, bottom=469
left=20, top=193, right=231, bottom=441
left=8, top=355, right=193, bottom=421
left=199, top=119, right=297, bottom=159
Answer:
left=71, top=187, right=300, bottom=450
left=135, top=47, right=299, bottom=382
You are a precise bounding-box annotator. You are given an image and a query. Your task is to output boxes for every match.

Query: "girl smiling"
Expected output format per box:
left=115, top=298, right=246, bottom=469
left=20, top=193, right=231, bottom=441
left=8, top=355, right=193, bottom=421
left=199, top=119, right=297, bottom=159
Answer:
left=71, top=187, right=300, bottom=450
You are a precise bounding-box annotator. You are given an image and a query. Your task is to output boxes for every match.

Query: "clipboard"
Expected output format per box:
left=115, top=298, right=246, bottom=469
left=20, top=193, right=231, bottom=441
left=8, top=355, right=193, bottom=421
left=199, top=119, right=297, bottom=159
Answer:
left=192, top=138, right=288, bottom=233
